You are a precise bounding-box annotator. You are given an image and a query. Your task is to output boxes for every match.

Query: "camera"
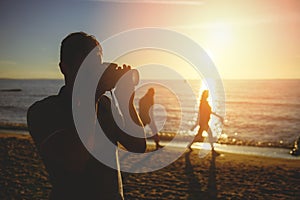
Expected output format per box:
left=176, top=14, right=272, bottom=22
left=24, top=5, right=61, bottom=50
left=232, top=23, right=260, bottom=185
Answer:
left=100, top=62, right=139, bottom=91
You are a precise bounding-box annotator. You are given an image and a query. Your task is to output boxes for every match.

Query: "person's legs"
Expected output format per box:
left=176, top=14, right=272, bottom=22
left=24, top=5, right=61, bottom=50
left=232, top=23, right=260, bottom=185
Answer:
left=188, top=126, right=204, bottom=150
left=207, top=127, right=214, bottom=151
left=206, top=127, right=220, bottom=156
left=153, top=134, right=163, bottom=149
left=149, top=121, right=163, bottom=149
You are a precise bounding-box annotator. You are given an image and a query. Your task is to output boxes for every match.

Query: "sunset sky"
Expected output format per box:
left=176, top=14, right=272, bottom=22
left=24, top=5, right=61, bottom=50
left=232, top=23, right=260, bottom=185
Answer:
left=0, top=0, right=299, bottom=79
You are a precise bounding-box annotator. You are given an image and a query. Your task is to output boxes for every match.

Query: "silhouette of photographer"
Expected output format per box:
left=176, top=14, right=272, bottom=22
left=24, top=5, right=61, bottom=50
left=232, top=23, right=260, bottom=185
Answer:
left=27, top=32, right=146, bottom=199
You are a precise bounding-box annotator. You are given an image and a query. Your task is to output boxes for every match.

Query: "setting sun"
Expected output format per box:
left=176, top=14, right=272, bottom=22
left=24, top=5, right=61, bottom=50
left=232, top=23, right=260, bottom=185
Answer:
left=208, top=22, right=233, bottom=48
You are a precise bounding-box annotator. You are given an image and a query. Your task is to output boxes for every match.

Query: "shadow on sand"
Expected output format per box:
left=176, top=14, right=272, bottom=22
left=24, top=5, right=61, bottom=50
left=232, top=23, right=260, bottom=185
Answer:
left=185, top=150, right=218, bottom=200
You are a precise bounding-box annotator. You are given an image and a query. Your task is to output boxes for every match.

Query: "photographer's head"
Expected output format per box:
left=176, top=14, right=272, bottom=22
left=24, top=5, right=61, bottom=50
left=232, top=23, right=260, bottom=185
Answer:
left=148, top=88, right=155, bottom=96
left=59, top=32, right=102, bottom=87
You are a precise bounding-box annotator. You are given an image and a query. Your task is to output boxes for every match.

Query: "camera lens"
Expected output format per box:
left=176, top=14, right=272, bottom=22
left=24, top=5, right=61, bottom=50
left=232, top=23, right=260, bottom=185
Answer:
left=131, top=69, right=139, bottom=86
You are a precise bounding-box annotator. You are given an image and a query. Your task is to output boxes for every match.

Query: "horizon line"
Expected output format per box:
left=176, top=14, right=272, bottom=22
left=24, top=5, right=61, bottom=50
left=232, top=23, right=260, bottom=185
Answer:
left=1, top=77, right=300, bottom=81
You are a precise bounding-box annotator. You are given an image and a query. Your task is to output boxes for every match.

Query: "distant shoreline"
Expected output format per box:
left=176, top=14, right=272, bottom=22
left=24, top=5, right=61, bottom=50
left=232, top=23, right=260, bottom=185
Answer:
left=0, top=124, right=296, bottom=150
left=0, top=122, right=28, bottom=131
left=1, top=131, right=298, bottom=160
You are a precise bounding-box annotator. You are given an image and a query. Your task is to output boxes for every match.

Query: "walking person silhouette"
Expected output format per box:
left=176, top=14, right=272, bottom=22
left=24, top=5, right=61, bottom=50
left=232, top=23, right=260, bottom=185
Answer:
left=139, top=88, right=163, bottom=150
left=188, top=90, right=223, bottom=152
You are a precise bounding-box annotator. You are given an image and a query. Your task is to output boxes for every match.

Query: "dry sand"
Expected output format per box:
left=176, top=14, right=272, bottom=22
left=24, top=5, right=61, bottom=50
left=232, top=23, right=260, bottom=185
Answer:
left=0, top=132, right=299, bottom=200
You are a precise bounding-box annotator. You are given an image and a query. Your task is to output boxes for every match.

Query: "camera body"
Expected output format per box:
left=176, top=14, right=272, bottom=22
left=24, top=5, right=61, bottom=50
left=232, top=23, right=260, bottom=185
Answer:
left=99, top=62, right=139, bottom=92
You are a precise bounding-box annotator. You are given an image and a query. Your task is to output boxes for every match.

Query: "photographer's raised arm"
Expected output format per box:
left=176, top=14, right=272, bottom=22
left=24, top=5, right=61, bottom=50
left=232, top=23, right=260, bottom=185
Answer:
left=119, top=94, right=146, bottom=153
left=97, top=95, right=146, bottom=153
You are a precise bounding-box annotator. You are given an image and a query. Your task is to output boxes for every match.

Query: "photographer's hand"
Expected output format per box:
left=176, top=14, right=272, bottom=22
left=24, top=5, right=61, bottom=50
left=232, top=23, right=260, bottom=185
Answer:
left=114, top=65, right=136, bottom=118
left=113, top=65, right=146, bottom=152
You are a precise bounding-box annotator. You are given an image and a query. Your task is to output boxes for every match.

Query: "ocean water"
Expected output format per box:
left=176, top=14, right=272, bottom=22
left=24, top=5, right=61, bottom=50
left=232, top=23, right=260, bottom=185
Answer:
left=0, top=79, right=299, bottom=149
left=222, top=80, right=300, bottom=148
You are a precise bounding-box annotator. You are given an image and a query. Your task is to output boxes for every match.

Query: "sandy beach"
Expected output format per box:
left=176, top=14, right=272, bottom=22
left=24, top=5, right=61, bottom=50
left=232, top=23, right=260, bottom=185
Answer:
left=0, top=132, right=299, bottom=200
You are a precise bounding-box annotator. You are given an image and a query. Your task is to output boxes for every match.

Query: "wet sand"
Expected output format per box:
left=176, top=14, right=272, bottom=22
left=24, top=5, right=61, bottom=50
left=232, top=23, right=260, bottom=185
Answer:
left=0, top=132, right=299, bottom=200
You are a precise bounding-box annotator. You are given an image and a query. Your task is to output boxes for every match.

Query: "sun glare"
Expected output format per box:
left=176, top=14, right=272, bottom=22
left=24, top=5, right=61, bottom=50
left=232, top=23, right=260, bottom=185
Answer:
left=212, top=24, right=232, bottom=45
left=210, top=22, right=233, bottom=44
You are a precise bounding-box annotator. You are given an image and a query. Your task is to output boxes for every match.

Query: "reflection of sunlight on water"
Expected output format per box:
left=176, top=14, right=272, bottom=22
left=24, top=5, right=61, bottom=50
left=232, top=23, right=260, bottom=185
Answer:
left=191, top=142, right=212, bottom=150
left=187, top=129, right=197, bottom=136
left=220, top=133, right=228, bottom=139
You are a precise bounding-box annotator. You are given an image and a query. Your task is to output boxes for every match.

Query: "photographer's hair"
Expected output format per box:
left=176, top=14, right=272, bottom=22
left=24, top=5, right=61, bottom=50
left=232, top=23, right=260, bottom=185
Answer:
left=60, top=32, right=102, bottom=80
